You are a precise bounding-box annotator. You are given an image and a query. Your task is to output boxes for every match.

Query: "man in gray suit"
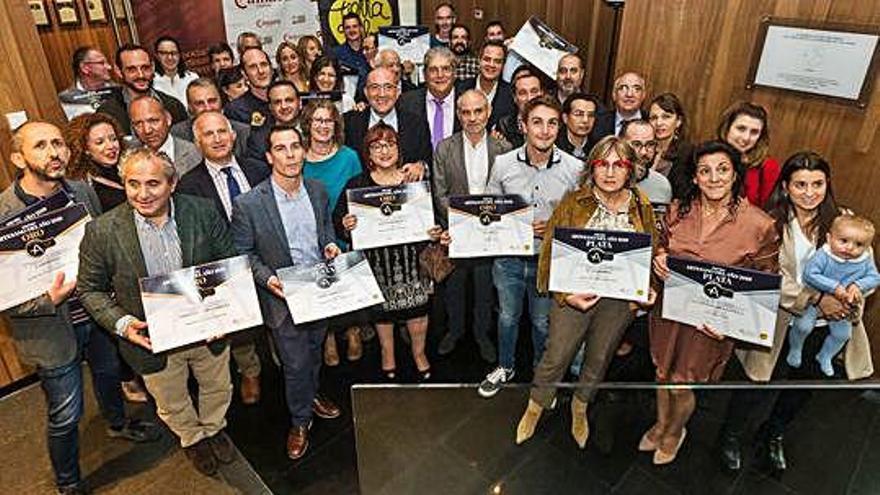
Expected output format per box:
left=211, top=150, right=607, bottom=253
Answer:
left=433, top=90, right=511, bottom=359
left=170, top=78, right=251, bottom=158
left=230, top=124, right=342, bottom=461
left=129, top=95, right=202, bottom=176
left=1, top=122, right=157, bottom=494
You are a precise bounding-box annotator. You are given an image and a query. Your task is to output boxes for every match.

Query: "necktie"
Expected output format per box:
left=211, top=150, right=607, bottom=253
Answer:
left=431, top=97, right=445, bottom=150
left=221, top=167, right=241, bottom=203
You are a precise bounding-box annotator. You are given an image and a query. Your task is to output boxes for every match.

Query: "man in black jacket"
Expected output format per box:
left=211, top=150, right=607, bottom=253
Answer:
left=456, top=41, right=515, bottom=131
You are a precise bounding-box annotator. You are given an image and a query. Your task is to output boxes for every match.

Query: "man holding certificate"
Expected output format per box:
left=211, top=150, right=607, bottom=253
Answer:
left=476, top=95, right=582, bottom=399
left=432, top=89, right=511, bottom=359
left=78, top=148, right=237, bottom=477
left=230, top=124, right=343, bottom=461
left=1, top=122, right=158, bottom=494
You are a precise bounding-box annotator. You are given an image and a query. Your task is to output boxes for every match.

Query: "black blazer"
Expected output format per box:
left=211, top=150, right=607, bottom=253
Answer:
left=455, top=78, right=515, bottom=131
left=343, top=107, right=432, bottom=166
left=589, top=107, right=648, bottom=143
left=397, top=87, right=462, bottom=156
left=176, top=158, right=271, bottom=221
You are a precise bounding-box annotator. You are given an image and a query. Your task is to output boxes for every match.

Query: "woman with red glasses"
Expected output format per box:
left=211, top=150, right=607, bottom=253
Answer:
left=515, top=135, right=658, bottom=449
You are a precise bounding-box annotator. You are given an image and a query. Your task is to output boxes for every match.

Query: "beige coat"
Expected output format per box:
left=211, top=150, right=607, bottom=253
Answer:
left=735, top=224, right=874, bottom=381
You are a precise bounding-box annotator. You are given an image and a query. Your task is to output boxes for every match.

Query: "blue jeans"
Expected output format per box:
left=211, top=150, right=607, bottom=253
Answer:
left=493, top=257, right=551, bottom=371
left=37, top=321, right=124, bottom=488
left=271, top=317, right=326, bottom=427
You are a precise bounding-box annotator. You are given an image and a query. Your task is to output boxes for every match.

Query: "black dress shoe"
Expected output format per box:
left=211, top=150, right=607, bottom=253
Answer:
left=765, top=434, right=787, bottom=471
left=719, top=430, right=743, bottom=471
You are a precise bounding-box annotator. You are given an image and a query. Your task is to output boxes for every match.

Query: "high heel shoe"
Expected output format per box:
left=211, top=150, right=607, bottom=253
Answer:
left=638, top=424, right=660, bottom=452
left=381, top=368, right=397, bottom=382
left=417, top=367, right=432, bottom=382
left=571, top=396, right=590, bottom=449
left=653, top=428, right=687, bottom=465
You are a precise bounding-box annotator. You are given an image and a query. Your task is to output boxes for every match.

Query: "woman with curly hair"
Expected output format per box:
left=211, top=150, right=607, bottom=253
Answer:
left=65, top=112, right=127, bottom=211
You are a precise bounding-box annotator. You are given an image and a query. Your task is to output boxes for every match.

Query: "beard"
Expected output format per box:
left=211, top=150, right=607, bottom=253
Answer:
left=27, top=160, right=65, bottom=183
left=451, top=43, right=468, bottom=55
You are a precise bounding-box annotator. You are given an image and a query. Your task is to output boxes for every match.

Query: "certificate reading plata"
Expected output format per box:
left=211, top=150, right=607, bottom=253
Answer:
left=139, top=255, right=263, bottom=353
left=548, top=228, right=652, bottom=303
left=277, top=251, right=385, bottom=325
left=347, top=181, right=434, bottom=250
left=0, top=203, right=90, bottom=312
left=448, top=195, right=534, bottom=258
left=662, top=256, right=782, bottom=347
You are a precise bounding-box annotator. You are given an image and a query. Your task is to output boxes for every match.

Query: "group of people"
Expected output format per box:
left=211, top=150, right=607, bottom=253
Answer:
left=5, top=3, right=877, bottom=494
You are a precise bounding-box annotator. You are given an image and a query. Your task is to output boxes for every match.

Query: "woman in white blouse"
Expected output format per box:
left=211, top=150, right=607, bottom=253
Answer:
left=152, top=36, right=199, bottom=109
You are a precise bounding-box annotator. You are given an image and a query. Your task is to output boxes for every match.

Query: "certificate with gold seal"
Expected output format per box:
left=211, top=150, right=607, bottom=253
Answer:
left=548, top=228, right=652, bottom=303
left=347, top=181, right=434, bottom=250
left=448, top=195, right=534, bottom=258
left=139, top=255, right=263, bottom=353
left=0, top=204, right=90, bottom=312
left=278, top=252, right=385, bottom=325
left=662, top=256, right=781, bottom=347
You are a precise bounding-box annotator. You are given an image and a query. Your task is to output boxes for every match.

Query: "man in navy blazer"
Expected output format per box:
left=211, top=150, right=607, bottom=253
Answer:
left=455, top=41, right=515, bottom=131
left=230, top=124, right=342, bottom=461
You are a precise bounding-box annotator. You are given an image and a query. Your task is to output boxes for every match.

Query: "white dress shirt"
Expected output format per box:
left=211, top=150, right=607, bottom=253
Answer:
left=158, top=135, right=176, bottom=163
left=463, top=132, right=490, bottom=194
left=476, top=76, right=498, bottom=103
left=153, top=71, right=199, bottom=108
left=426, top=88, right=456, bottom=141
left=369, top=108, right=399, bottom=131
left=205, top=157, right=251, bottom=219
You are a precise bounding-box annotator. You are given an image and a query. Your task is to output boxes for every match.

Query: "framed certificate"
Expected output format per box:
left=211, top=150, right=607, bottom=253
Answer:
left=29, top=0, right=51, bottom=27
left=548, top=228, right=653, bottom=303
left=0, top=204, right=90, bottom=312
left=746, top=18, right=879, bottom=107
left=84, top=0, right=108, bottom=23
left=378, top=26, right=430, bottom=64
left=347, top=181, right=434, bottom=251
left=54, top=0, right=80, bottom=25
left=139, top=255, right=263, bottom=353
left=662, top=256, right=782, bottom=347
left=448, top=195, right=534, bottom=258
left=277, top=251, right=385, bottom=325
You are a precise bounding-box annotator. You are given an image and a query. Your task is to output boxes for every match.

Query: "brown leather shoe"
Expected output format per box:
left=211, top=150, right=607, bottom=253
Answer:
left=312, top=394, right=342, bottom=419
left=287, top=425, right=310, bottom=460
left=184, top=438, right=218, bottom=476
left=208, top=431, right=236, bottom=464
left=240, top=375, right=261, bottom=405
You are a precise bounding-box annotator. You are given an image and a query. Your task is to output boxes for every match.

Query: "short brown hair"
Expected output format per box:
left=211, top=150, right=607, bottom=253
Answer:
left=522, top=94, right=561, bottom=121
left=362, top=123, right=399, bottom=171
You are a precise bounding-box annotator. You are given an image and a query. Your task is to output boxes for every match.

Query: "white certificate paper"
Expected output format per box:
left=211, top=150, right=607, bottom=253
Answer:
left=548, top=228, right=652, bottom=303
left=278, top=251, right=385, bottom=325
left=0, top=204, right=90, bottom=312
left=378, top=26, right=430, bottom=64
left=662, top=257, right=782, bottom=347
left=448, top=195, right=534, bottom=258
left=139, top=255, right=263, bottom=353
left=348, top=181, right=434, bottom=250
left=508, top=16, right=578, bottom=79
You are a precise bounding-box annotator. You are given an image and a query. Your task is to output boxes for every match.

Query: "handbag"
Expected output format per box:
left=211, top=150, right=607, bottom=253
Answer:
left=418, top=242, right=455, bottom=282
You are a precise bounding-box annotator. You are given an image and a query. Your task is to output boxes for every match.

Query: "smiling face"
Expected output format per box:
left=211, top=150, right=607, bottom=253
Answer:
left=11, top=123, right=69, bottom=183
left=268, top=84, right=301, bottom=123
left=434, top=5, right=455, bottom=38
left=343, top=17, right=362, bottom=44
left=279, top=46, right=301, bottom=78
left=479, top=45, right=505, bottom=82
left=648, top=103, right=682, bottom=141
left=523, top=104, right=560, bottom=153
left=725, top=114, right=764, bottom=154
left=450, top=26, right=470, bottom=55
left=785, top=169, right=827, bottom=216
left=118, top=48, right=154, bottom=94
left=267, top=129, right=305, bottom=180
left=309, top=107, right=335, bottom=144
left=485, top=24, right=505, bottom=42
left=368, top=138, right=399, bottom=171
left=123, top=155, right=176, bottom=220
left=315, top=65, right=337, bottom=92
left=304, top=39, right=322, bottom=63
left=694, top=151, right=737, bottom=204
left=156, top=40, right=181, bottom=75
left=85, top=122, right=121, bottom=168
left=241, top=49, right=272, bottom=89
left=365, top=68, right=399, bottom=115
left=193, top=112, right=235, bottom=163
left=425, top=53, right=455, bottom=98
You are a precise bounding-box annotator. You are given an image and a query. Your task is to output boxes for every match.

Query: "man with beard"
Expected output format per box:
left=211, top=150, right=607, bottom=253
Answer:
left=622, top=119, right=671, bottom=212
left=591, top=71, right=648, bottom=140
left=1, top=122, right=159, bottom=494
left=96, top=44, right=187, bottom=135
left=457, top=41, right=515, bottom=131
left=129, top=95, right=202, bottom=176
left=431, top=3, right=456, bottom=47
left=171, top=78, right=251, bottom=158
left=59, top=46, right=117, bottom=120
left=555, top=54, right=586, bottom=105
left=450, top=24, right=478, bottom=81
left=556, top=92, right=600, bottom=160
left=224, top=47, right=273, bottom=127
left=478, top=96, right=582, bottom=399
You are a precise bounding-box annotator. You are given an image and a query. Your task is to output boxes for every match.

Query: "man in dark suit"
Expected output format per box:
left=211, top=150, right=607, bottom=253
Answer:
left=344, top=67, right=429, bottom=179
left=1, top=122, right=158, bottom=494
left=129, top=95, right=202, bottom=176
left=398, top=47, right=461, bottom=156
left=170, top=78, right=251, bottom=158
left=177, top=111, right=270, bottom=406
left=556, top=92, right=600, bottom=160
left=224, top=48, right=273, bottom=126
left=432, top=90, right=512, bottom=360
left=78, top=148, right=238, bottom=477
left=590, top=71, right=648, bottom=141
left=230, top=124, right=342, bottom=461
left=495, top=68, right=545, bottom=149
left=96, top=44, right=186, bottom=135
left=456, top=41, right=516, bottom=131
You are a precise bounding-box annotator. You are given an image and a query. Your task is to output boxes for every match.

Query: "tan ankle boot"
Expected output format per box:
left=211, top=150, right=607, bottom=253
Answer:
left=516, top=399, right=544, bottom=445
left=571, top=396, right=589, bottom=449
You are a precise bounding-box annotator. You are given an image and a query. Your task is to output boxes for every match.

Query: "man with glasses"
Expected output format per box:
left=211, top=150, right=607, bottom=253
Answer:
left=591, top=71, right=647, bottom=141
left=622, top=119, right=671, bottom=210
left=59, top=46, right=117, bottom=120
left=399, top=47, right=461, bottom=162
left=457, top=41, right=515, bottom=130
left=556, top=92, right=600, bottom=160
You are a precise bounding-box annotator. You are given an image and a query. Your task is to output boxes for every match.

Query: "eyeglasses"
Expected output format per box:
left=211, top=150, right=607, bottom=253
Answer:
left=569, top=110, right=595, bottom=118
left=427, top=65, right=453, bottom=75
left=312, top=118, right=335, bottom=126
left=367, top=83, right=396, bottom=94
left=590, top=159, right=632, bottom=171
left=628, top=140, right=657, bottom=151
left=369, top=141, right=397, bottom=152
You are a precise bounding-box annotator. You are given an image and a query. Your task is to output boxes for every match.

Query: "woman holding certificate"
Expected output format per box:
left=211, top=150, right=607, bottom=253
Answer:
left=645, top=140, right=779, bottom=465
left=334, top=124, right=442, bottom=381
left=516, top=136, right=658, bottom=448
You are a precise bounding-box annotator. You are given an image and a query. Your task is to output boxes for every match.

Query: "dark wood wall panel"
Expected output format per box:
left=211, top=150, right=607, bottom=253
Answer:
left=615, top=0, right=880, bottom=370
left=419, top=0, right=617, bottom=98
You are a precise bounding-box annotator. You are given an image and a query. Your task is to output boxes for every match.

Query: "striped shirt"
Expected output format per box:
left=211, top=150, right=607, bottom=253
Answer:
left=133, top=201, right=183, bottom=277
